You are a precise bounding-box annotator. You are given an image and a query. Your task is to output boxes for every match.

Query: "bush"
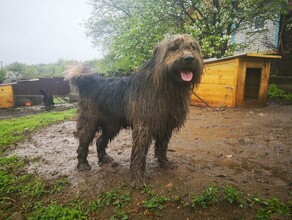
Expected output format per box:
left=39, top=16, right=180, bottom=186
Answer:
left=268, top=84, right=292, bottom=101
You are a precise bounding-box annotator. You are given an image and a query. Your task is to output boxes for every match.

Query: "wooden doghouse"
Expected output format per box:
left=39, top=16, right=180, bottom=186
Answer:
left=191, top=53, right=281, bottom=107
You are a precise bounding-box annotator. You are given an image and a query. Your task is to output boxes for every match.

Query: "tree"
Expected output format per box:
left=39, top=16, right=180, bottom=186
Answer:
left=0, top=69, right=6, bottom=83
left=86, top=0, right=288, bottom=67
left=86, top=0, right=183, bottom=69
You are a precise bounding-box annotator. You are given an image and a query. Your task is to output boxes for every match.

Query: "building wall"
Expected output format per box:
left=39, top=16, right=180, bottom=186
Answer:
left=234, top=19, right=279, bottom=54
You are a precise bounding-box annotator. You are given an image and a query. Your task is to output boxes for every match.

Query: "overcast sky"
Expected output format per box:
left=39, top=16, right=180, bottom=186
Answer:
left=0, top=0, right=101, bottom=66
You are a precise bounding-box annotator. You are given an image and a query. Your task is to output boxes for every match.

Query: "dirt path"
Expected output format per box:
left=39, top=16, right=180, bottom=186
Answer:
left=11, top=104, right=292, bottom=207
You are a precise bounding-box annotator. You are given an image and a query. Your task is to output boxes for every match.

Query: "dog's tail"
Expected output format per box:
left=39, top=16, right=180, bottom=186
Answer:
left=64, top=63, right=94, bottom=93
left=64, top=63, right=91, bottom=81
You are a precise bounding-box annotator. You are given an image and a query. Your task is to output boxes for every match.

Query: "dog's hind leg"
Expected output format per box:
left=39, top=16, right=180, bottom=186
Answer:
left=154, top=129, right=178, bottom=169
left=96, top=123, right=120, bottom=165
left=130, top=124, right=151, bottom=188
left=76, top=112, right=98, bottom=171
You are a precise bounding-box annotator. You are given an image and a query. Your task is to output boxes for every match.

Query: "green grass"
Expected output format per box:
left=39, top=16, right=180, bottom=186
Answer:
left=0, top=108, right=76, bottom=152
left=0, top=156, right=69, bottom=219
left=0, top=109, right=76, bottom=219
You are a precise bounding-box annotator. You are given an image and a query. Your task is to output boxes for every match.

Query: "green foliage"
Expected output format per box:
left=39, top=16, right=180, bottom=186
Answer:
left=268, top=84, right=286, bottom=98
left=87, top=190, right=131, bottom=219
left=3, top=59, right=71, bottom=80
left=141, top=184, right=153, bottom=194
left=111, top=210, right=129, bottom=220
left=0, top=156, right=64, bottom=220
left=86, top=0, right=288, bottom=65
left=0, top=156, right=25, bottom=195
left=87, top=197, right=105, bottom=212
left=0, top=69, right=6, bottom=83
left=50, top=178, right=70, bottom=194
left=223, top=186, right=245, bottom=207
left=268, top=84, right=292, bottom=100
left=103, top=190, right=131, bottom=209
left=29, top=203, right=86, bottom=220
left=21, top=179, right=47, bottom=198
left=284, top=93, right=292, bottom=101
left=252, top=196, right=292, bottom=219
left=192, top=187, right=219, bottom=208
left=142, top=194, right=168, bottom=213
left=0, top=108, right=76, bottom=152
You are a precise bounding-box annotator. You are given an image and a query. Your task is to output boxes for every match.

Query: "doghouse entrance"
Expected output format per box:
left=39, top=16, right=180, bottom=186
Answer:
left=244, top=68, right=262, bottom=101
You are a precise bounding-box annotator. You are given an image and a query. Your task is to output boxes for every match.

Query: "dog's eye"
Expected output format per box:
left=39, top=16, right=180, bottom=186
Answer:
left=191, top=44, right=198, bottom=50
left=170, top=46, right=179, bottom=52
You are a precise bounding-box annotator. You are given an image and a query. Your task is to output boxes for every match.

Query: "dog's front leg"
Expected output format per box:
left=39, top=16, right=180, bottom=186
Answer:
left=130, top=124, right=151, bottom=189
left=154, top=129, right=178, bottom=169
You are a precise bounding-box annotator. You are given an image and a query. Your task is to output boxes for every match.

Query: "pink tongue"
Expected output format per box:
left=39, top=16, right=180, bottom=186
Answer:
left=181, top=71, right=193, bottom=81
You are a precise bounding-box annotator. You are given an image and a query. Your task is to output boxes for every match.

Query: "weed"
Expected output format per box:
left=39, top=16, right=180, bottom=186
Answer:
left=254, top=197, right=291, bottom=220
left=284, top=93, right=292, bottom=101
left=103, top=190, right=131, bottom=208
left=49, top=178, right=70, bottom=194
left=87, top=190, right=131, bottom=219
left=268, top=84, right=292, bottom=101
left=268, top=84, right=286, bottom=98
left=142, top=194, right=168, bottom=213
left=141, top=184, right=153, bottom=194
left=87, top=196, right=104, bottom=212
left=223, top=186, right=245, bottom=207
left=0, top=156, right=25, bottom=195
left=29, top=203, right=86, bottom=220
left=192, top=187, right=219, bottom=208
left=111, top=209, right=129, bottom=220
left=21, top=179, right=46, bottom=198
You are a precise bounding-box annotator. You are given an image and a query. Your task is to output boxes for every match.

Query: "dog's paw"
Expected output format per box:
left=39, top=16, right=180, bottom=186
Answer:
left=130, top=178, right=146, bottom=189
left=99, top=154, right=114, bottom=165
left=159, top=160, right=178, bottom=170
left=77, top=163, right=91, bottom=171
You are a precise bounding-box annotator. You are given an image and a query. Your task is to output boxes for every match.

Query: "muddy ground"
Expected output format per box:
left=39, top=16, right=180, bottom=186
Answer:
left=9, top=103, right=292, bottom=219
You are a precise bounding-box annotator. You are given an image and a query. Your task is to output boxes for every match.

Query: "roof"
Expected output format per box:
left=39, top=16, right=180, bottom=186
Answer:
left=204, top=53, right=281, bottom=64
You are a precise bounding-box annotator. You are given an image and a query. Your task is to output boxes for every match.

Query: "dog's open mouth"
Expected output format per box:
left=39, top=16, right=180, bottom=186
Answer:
left=180, top=71, right=193, bottom=81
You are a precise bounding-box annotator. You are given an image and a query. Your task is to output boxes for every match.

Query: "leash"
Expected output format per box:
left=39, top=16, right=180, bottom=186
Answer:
left=191, top=91, right=214, bottom=109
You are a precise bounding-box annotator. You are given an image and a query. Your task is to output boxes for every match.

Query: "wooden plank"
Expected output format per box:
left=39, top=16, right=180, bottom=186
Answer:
left=192, top=83, right=236, bottom=107
left=0, top=85, right=14, bottom=108
left=202, top=59, right=237, bottom=85
left=236, top=60, right=247, bottom=106
left=246, top=53, right=281, bottom=59
left=258, top=61, right=271, bottom=103
left=204, top=53, right=281, bottom=64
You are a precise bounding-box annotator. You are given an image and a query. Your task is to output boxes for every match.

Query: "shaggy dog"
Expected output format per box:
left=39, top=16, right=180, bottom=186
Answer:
left=65, top=34, right=203, bottom=188
left=39, top=89, right=54, bottom=110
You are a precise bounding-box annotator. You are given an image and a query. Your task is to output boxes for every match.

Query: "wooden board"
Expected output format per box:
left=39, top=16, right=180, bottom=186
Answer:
left=191, top=83, right=236, bottom=107
left=192, top=59, right=239, bottom=107
left=0, top=85, right=14, bottom=108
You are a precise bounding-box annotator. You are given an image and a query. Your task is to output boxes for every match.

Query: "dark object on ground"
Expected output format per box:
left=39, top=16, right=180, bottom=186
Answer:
left=65, top=34, right=203, bottom=188
left=39, top=89, right=54, bottom=110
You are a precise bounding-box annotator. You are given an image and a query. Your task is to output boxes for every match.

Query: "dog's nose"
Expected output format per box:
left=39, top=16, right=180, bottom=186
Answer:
left=184, top=56, right=195, bottom=62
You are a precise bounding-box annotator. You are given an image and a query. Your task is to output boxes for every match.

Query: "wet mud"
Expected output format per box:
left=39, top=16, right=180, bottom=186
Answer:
left=11, top=105, right=292, bottom=205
